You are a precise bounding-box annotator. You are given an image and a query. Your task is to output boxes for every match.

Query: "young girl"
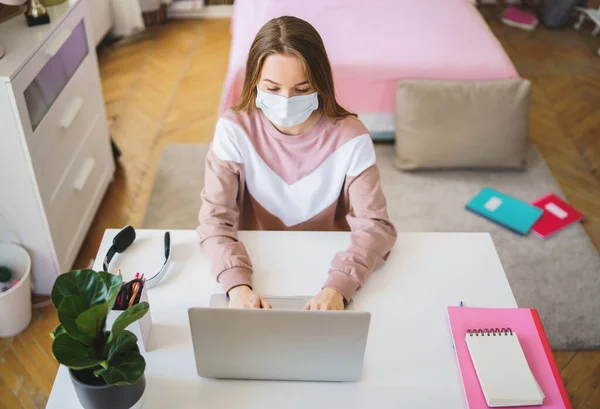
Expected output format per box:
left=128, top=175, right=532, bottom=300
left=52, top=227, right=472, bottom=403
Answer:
left=197, top=16, right=397, bottom=311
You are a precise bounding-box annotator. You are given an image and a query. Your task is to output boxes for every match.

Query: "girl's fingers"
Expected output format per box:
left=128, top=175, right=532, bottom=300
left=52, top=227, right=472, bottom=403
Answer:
left=261, top=298, right=272, bottom=309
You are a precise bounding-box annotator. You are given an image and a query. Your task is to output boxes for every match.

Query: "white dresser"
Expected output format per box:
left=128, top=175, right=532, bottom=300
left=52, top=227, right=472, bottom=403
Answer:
left=0, top=0, right=115, bottom=294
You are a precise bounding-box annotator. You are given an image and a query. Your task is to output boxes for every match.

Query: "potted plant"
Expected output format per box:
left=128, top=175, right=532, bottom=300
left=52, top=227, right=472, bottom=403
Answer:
left=50, top=269, right=149, bottom=409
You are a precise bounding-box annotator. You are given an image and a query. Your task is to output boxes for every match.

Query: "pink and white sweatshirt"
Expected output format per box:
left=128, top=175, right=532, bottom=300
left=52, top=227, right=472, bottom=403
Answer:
left=197, top=109, right=397, bottom=301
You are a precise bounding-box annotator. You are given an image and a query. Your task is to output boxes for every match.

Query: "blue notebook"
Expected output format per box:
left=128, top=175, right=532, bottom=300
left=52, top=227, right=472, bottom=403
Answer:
left=466, top=187, right=543, bottom=235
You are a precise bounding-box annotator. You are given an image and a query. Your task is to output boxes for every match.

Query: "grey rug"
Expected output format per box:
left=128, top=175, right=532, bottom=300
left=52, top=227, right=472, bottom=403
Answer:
left=143, top=144, right=600, bottom=350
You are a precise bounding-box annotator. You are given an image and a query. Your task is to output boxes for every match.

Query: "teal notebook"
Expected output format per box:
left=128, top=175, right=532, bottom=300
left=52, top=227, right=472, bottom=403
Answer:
left=466, top=187, right=543, bottom=235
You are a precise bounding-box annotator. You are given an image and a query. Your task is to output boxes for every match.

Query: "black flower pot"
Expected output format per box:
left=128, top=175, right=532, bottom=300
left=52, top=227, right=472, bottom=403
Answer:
left=69, top=369, right=146, bottom=409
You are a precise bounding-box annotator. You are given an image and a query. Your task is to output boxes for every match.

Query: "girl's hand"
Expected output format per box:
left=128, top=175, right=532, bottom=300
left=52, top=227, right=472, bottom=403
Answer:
left=304, top=288, right=344, bottom=311
left=228, top=285, right=272, bottom=309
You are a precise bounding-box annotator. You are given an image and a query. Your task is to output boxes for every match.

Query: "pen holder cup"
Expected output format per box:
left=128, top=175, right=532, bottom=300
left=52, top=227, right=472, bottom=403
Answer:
left=107, top=285, right=152, bottom=353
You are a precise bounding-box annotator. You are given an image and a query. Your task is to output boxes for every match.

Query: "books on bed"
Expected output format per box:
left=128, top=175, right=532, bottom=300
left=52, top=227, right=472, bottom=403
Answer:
left=448, top=306, right=572, bottom=409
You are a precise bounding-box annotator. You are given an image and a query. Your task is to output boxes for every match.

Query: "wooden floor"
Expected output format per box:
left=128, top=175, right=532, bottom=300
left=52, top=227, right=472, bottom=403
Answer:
left=1, top=10, right=599, bottom=408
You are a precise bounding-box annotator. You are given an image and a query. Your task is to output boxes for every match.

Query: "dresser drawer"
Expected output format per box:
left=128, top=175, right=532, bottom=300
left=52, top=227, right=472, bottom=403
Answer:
left=46, top=116, right=113, bottom=268
left=10, top=0, right=95, bottom=137
left=29, top=58, right=105, bottom=209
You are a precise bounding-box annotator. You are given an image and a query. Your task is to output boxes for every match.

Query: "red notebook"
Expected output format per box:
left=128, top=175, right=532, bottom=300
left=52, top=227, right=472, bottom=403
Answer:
left=448, top=307, right=571, bottom=409
left=502, top=6, right=539, bottom=31
left=531, top=194, right=584, bottom=238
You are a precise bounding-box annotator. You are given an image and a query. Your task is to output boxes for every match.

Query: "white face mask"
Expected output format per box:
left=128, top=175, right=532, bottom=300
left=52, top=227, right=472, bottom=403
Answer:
left=255, top=87, right=319, bottom=127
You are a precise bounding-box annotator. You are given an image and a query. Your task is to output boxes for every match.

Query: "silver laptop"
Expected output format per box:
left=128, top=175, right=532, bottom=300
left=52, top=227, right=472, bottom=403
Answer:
left=188, top=294, right=371, bottom=382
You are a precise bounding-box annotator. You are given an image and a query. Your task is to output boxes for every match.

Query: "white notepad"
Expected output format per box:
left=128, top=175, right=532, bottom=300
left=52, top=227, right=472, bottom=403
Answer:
left=466, top=329, right=545, bottom=407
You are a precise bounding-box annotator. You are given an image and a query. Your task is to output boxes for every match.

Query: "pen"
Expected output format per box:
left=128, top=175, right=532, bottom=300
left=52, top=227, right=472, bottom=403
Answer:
left=129, top=283, right=140, bottom=308
left=453, top=301, right=465, bottom=350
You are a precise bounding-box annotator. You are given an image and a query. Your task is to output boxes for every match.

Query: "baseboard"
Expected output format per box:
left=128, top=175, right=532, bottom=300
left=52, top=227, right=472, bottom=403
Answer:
left=168, top=3, right=233, bottom=19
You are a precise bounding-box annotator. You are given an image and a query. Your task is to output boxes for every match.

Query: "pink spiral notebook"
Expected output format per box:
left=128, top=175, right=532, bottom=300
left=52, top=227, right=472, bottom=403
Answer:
left=447, top=307, right=571, bottom=409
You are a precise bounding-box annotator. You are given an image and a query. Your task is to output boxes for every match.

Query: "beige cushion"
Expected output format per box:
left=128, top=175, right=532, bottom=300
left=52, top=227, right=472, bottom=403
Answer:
left=394, top=79, right=531, bottom=170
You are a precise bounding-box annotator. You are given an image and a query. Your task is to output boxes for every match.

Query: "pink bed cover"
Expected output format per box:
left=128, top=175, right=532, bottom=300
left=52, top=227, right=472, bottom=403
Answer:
left=220, top=0, right=519, bottom=114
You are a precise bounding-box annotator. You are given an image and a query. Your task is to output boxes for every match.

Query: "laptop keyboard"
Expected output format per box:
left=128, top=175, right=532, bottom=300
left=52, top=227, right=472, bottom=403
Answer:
left=264, top=297, right=309, bottom=310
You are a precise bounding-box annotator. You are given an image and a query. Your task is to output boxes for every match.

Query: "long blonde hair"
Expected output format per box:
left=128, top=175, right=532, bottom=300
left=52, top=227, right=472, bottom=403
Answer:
left=232, top=16, right=356, bottom=118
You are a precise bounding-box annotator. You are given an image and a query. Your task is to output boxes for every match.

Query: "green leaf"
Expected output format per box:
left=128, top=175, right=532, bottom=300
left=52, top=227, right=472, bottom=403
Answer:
left=52, top=333, right=107, bottom=370
left=97, top=349, right=145, bottom=386
left=107, top=330, right=138, bottom=361
left=50, top=324, right=66, bottom=340
left=76, top=302, right=109, bottom=340
left=93, top=360, right=110, bottom=377
left=96, top=331, right=144, bottom=386
left=57, top=295, right=92, bottom=345
left=51, top=269, right=108, bottom=310
left=107, top=302, right=149, bottom=345
left=97, top=272, right=122, bottom=312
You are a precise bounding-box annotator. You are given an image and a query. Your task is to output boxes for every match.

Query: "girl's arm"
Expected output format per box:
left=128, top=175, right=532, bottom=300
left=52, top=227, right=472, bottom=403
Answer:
left=197, top=148, right=253, bottom=293
left=323, top=165, right=398, bottom=302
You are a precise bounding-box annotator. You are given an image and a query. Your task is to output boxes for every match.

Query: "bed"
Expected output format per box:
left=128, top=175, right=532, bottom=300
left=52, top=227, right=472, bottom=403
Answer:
left=220, top=0, right=519, bottom=141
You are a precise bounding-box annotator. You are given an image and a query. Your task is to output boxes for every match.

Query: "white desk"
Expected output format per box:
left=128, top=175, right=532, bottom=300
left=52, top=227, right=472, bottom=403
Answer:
left=46, top=230, right=518, bottom=409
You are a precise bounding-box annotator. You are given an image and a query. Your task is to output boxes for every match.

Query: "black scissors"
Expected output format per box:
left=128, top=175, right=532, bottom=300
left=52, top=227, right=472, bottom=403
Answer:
left=115, top=278, right=144, bottom=310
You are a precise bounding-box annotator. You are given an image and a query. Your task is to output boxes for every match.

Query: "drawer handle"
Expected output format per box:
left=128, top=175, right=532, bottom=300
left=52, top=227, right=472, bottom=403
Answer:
left=60, top=97, right=84, bottom=129
left=73, top=158, right=96, bottom=192
left=44, top=27, right=72, bottom=58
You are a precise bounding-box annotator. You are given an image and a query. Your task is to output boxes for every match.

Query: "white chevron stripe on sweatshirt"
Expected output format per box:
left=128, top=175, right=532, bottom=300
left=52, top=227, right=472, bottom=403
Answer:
left=212, top=118, right=376, bottom=226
